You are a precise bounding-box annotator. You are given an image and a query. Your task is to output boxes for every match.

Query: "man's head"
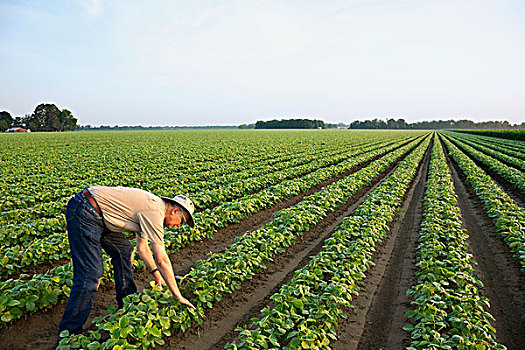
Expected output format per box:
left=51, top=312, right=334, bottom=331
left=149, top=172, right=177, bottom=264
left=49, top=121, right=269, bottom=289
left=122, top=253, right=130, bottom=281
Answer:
left=163, top=202, right=189, bottom=229
left=160, top=194, right=195, bottom=229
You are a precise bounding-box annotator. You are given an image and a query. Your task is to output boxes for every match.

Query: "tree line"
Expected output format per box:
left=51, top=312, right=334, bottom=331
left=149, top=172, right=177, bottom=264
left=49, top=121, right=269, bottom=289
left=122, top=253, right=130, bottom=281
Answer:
left=348, top=118, right=525, bottom=130
left=0, top=104, right=77, bottom=132
left=255, top=119, right=325, bottom=129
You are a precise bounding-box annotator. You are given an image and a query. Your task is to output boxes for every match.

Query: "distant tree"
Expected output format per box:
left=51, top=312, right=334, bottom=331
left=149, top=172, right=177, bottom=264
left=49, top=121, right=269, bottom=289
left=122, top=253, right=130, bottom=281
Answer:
left=255, top=118, right=325, bottom=129
left=30, top=103, right=62, bottom=131
left=397, top=119, right=408, bottom=129
left=23, top=103, right=77, bottom=131
left=0, top=111, right=14, bottom=131
left=349, top=118, right=522, bottom=130
left=59, top=109, right=78, bottom=131
left=0, top=120, right=8, bottom=132
left=59, top=109, right=77, bottom=131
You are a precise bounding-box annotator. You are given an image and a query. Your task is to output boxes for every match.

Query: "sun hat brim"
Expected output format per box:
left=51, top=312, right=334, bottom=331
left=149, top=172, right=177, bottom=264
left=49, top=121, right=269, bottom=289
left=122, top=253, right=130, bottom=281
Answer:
left=160, top=196, right=195, bottom=228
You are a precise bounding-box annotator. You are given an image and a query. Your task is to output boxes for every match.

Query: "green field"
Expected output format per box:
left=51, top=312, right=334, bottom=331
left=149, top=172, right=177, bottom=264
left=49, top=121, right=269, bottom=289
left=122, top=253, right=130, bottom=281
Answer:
left=1, top=129, right=524, bottom=350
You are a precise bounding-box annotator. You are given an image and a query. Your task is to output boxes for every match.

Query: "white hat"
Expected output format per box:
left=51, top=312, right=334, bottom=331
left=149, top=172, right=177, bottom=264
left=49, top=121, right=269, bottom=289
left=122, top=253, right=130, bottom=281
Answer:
left=160, top=194, right=195, bottom=228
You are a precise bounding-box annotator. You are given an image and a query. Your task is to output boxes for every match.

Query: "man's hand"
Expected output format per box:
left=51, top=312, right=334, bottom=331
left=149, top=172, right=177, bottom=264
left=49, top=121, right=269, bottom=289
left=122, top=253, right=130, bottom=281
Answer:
left=177, top=296, right=196, bottom=310
left=149, top=243, right=196, bottom=310
left=154, top=273, right=166, bottom=287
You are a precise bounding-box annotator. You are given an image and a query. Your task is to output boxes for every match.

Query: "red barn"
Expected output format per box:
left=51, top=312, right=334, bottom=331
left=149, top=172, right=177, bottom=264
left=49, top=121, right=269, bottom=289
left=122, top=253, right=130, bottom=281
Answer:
left=6, top=127, right=30, bottom=132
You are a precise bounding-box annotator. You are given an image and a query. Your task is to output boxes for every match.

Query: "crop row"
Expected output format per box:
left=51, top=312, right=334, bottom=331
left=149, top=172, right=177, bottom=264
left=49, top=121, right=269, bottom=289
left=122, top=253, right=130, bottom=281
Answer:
left=446, top=132, right=525, bottom=161
left=453, top=129, right=525, bottom=142
left=0, top=136, right=425, bottom=326
left=0, top=131, right=328, bottom=209
left=3, top=135, right=402, bottom=225
left=1, top=138, right=346, bottom=212
left=224, top=133, right=430, bottom=349
left=404, top=139, right=504, bottom=349
left=0, top=138, right=387, bottom=245
left=446, top=132, right=525, bottom=172
left=452, top=131, right=525, bottom=155
left=441, top=135, right=525, bottom=271
left=0, top=136, right=416, bottom=278
left=442, top=134, right=525, bottom=196
left=2, top=130, right=361, bottom=209
left=55, top=135, right=431, bottom=349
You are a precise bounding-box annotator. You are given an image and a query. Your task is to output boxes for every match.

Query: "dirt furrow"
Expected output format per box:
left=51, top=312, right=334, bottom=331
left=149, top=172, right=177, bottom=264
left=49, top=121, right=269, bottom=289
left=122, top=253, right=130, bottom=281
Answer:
left=445, top=136, right=524, bottom=207
left=0, top=144, right=406, bottom=350
left=330, top=137, right=431, bottom=350
left=442, top=137, right=525, bottom=350
left=164, top=157, right=403, bottom=350
left=8, top=138, right=416, bottom=281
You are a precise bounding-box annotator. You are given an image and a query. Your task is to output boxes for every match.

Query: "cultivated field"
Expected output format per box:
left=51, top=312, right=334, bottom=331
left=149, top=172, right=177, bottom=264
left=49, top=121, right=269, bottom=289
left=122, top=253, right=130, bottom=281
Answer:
left=0, top=129, right=524, bottom=349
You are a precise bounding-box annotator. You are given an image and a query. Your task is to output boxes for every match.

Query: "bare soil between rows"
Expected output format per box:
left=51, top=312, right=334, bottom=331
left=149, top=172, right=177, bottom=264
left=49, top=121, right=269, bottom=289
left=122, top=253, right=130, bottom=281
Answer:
left=443, top=136, right=525, bottom=350
left=0, top=142, right=414, bottom=350
left=331, top=137, right=431, bottom=350
left=445, top=136, right=524, bottom=207
left=7, top=139, right=410, bottom=281
left=164, top=154, right=407, bottom=350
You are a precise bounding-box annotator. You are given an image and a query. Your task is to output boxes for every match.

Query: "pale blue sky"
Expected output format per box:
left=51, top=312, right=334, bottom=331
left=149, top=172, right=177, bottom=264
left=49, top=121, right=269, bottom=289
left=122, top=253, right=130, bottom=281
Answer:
left=1, top=0, right=524, bottom=126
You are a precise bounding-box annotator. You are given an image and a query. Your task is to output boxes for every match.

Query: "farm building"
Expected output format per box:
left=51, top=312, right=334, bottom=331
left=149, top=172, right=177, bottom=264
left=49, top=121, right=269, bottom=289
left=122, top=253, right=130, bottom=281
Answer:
left=6, top=127, right=30, bottom=132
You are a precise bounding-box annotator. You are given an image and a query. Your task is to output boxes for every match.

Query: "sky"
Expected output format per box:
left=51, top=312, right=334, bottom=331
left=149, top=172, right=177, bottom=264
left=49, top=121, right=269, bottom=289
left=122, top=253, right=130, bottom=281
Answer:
left=1, top=0, right=524, bottom=126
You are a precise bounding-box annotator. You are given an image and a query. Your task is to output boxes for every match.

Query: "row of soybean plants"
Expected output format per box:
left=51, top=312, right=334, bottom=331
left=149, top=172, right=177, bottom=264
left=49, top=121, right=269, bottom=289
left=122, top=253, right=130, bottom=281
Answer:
left=0, top=129, right=342, bottom=210
left=0, top=132, right=347, bottom=218
left=1, top=131, right=407, bottom=240
left=56, top=135, right=431, bottom=349
left=451, top=131, right=525, bottom=155
left=441, top=132, right=525, bottom=196
left=0, top=139, right=367, bottom=245
left=224, top=132, right=430, bottom=350
left=4, top=130, right=421, bottom=208
left=0, top=135, right=416, bottom=279
left=404, top=140, right=505, bottom=349
left=440, top=134, right=525, bottom=271
left=445, top=132, right=525, bottom=172
left=0, top=135, right=424, bottom=327
left=446, top=132, right=525, bottom=161
left=0, top=134, right=407, bottom=282
left=11, top=132, right=368, bottom=215
left=453, top=129, right=525, bottom=142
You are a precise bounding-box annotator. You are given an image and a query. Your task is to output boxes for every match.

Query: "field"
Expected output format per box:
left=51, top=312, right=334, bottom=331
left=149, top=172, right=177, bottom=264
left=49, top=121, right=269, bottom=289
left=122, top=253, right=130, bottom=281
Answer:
left=0, top=129, right=524, bottom=350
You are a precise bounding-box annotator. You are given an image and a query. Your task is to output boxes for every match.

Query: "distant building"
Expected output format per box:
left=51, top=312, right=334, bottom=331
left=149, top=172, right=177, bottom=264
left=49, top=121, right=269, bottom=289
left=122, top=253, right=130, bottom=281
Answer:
left=6, top=127, right=30, bottom=132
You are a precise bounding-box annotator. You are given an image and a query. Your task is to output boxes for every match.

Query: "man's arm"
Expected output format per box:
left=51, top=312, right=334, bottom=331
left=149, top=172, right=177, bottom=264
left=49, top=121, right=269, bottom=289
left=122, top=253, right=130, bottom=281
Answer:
left=135, top=233, right=165, bottom=286
left=135, top=234, right=195, bottom=309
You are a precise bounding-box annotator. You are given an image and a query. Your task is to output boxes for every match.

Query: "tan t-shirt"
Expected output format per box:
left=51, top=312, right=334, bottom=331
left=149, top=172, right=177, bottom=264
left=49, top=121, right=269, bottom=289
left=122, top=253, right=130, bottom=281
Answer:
left=88, top=186, right=167, bottom=245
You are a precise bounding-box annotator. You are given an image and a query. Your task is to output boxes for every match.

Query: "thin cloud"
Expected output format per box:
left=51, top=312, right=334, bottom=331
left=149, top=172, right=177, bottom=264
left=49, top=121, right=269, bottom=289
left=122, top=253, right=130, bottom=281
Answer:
left=77, top=0, right=104, bottom=17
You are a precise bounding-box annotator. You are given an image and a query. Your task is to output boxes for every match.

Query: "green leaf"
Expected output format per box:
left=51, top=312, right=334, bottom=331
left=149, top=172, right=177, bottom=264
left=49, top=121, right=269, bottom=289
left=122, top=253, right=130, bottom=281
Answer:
left=7, top=300, right=20, bottom=307
left=1, top=313, right=13, bottom=323
left=403, top=324, right=415, bottom=332
left=149, top=326, right=162, bottom=338
left=24, top=300, right=35, bottom=311
left=119, top=315, right=129, bottom=328
left=159, top=316, right=170, bottom=329
left=294, top=299, right=304, bottom=309
left=87, top=341, right=101, bottom=350
left=48, top=293, right=58, bottom=303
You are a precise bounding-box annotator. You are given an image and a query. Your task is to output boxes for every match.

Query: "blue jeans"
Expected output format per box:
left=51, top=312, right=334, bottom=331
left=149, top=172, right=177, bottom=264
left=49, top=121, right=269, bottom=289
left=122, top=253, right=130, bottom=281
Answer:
left=59, top=191, right=137, bottom=334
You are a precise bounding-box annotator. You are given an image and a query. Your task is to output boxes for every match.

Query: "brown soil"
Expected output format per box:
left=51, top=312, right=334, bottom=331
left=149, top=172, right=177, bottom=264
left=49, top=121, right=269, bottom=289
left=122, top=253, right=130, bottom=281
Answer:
left=162, top=158, right=404, bottom=350
left=443, top=136, right=525, bottom=350
left=330, top=137, right=431, bottom=350
left=0, top=143, right=410, bottom=350
left=7, top=138, right=414, bottom=281
left=445, top=136, right=524, bottom=207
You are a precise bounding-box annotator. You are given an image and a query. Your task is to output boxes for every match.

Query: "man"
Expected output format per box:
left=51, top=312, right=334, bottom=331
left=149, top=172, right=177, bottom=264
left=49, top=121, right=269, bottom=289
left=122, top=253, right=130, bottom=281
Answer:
left=59, top=186, right=196, bottom=335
